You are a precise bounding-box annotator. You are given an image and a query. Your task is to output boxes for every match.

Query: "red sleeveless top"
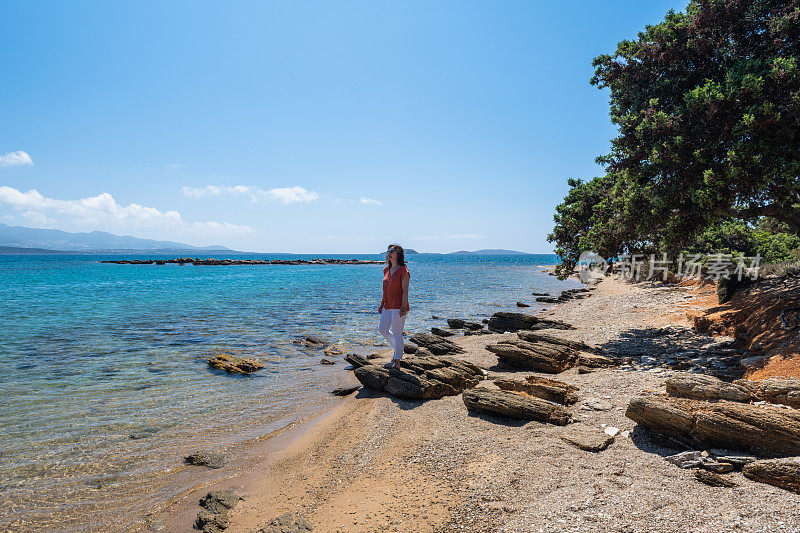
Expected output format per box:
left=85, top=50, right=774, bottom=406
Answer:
left=381, top=265, right=410, bottom=310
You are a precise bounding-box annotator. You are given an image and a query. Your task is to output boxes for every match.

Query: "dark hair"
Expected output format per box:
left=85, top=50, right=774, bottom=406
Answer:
left=386, top=243, right=406, bottom=266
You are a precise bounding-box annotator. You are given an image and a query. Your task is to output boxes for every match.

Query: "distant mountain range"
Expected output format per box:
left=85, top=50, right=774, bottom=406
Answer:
left=0, top=224, right=231, bottom=252
left=448, top=249, right=531, bottom=255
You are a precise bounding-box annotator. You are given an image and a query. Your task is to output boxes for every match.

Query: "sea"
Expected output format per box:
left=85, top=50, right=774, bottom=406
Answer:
left=0, top=252, right=579, bottom=531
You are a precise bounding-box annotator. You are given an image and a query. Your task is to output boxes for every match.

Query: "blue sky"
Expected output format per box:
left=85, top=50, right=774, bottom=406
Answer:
left=0, top=0, right=687, bottom=253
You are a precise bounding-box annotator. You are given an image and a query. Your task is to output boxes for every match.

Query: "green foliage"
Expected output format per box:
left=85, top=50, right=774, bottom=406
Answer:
left=551, top=0, right=800, bottom=272
left=692, top=218, right=800, bottom=263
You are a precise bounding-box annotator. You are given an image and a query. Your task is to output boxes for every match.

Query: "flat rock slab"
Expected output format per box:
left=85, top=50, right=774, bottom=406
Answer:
left=408, top=333, right=465, bottom=355
left=494, top=376, right=579, bottom=405
left=626, top=394, right=800, bottom=457
left=430, top=327, right=455, bottom=337
left=558, top=425, right=614, bottom=451
left=207, top=354, right=264, bottom=374
left=517, top=331, right=601, bottom=354
left=486, top=312, right=574, bottom=333
left=743, top=457, right=800, bottom=494
left=353, top=355, right=483, bottom=400
left=486, top=339, right=576, bottom=373
left=462, top=388, right=571, bottom=425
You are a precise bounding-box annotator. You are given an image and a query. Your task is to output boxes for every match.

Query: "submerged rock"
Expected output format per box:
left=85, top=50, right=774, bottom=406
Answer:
left=185, top=451, right=226, bottom=469
left=207, top=354, right=264, bottom=374
left=319, top=358, right=336, bottom=365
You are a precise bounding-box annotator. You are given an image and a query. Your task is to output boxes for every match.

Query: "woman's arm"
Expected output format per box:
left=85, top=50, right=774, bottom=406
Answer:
left=400, top=272, right=410, bottom=316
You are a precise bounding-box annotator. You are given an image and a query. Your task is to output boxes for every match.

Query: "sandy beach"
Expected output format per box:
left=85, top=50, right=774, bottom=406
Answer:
left=143, top=275, right=800, bottom=533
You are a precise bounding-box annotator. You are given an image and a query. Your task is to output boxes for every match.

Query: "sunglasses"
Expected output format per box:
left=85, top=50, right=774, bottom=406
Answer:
left=386, top=248, right=397, bottom=254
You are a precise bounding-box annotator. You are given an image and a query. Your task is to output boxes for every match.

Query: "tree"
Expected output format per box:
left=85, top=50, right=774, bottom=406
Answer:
left=551, top=0, right=800, bottom=271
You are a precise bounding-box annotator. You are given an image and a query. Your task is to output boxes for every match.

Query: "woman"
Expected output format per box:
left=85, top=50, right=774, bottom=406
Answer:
left=378, top=243, right=410, bottom=368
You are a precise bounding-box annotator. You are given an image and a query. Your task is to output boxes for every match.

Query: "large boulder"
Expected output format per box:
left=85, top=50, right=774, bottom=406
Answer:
left=487, top=312, right=574, bottom=333
left=486, top=339, right=576, bottom=373
left=666, top=374, right=754, bottom=403
left=352, top=354, right=483, bottom=400
left=743, top=457, right=800, bottom=494
left=493, top=376, right=579, bottom=405
left=408, top=333, right=465, bottom=355
left=626, top=394, right=800, bottom=457
left=462, top=388, right=571, bottom=425
left=667, top=373, right=800, bottom=408
left=207, top=354, right=264, bottom=374
left=735, top=377, right=800, bottom=408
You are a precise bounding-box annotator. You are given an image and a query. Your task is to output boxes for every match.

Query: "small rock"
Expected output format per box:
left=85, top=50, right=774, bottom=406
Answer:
left=430, top=327, right=455, bottom=337
left=323, top=345, right=344, bottom=356
left=701, top=460, right=735, bottom=473
left=558, top=425, right=614, bottom=451
left=695, top=469, right=738, bottom=488
left=319, top=358, right=336, bottom=365
left=516, top=302, right=530, bottom=308
left=207, top=354, right=264, bottom=374
left=604, top=426, right=620, bottom=437
left=331, top=385, right=361, bottom=396
left=185, top=451, right=226, bottom=469
left=199, top=490, right=240, bottom=514
left=666, top=450, right=704, bottom=469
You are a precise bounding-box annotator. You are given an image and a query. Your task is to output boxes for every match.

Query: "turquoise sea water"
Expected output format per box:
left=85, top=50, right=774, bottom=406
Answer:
left=0, top=252, right=577, bottom=531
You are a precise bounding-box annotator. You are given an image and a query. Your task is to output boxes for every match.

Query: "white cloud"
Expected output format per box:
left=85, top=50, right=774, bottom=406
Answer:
left=267, top=186, right=319, bottom=204
left=0, top=186, right=253, bottom=234
left=182, top=184, right=319, bottom=204
left=360, top=197, right=382, bottom=206
left=181, top=185, right=253, bottom=199
left=0, top=151, right=33, bottom=167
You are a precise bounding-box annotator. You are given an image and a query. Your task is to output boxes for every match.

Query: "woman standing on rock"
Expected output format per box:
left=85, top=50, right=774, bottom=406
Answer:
left=378, top=244, right=410, bottom=368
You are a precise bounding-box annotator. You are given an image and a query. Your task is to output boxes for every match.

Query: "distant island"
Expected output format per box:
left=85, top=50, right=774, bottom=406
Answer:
left=448, top=249, right=531, bottom=255
left=0, top=223, right=231, bottom=253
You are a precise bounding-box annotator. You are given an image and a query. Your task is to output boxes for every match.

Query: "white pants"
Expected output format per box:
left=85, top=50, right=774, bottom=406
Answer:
left=378, top=309, right=406, bottom=360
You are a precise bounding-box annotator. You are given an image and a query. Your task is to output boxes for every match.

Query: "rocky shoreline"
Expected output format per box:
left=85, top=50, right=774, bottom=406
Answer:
left=100, top=257, right=384, bottom=266
left=155, top=275, right=800, bottom=533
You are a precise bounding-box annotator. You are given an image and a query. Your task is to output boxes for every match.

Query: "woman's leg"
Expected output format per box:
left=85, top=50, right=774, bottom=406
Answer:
left=378, top=308, right=393, bottom=346
left=389, top=309, right=406, bottom=361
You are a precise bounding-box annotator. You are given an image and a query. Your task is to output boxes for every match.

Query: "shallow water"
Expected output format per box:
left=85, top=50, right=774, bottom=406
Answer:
left=0, top=252, right=577, bottom=531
